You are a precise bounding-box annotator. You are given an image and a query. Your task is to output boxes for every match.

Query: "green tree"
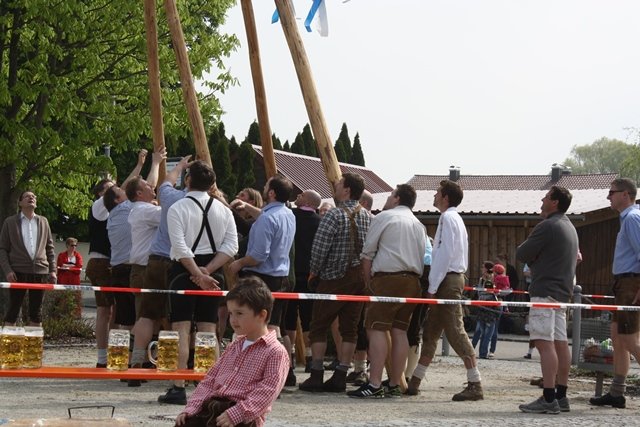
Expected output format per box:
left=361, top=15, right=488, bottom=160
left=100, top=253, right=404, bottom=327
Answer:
left=282, top=140, right=291, bottom=152
left=213, top=137, right=236, bottom=198
left=0, top=0, right=238, bottom=225
left=334, top=123, right=352, bottom=162
left=350, top=133, right=365, bottom=166
left=291, top=132, right=306, bottom=155
left=334, top=140, right=347, bottom=163
left=272, top=133, right=282, bottom=150
left=302, top=124, right=316, bottom=157
left=562, top=137, right=634, bottom=174
left=236, top=141, right=255, bottom=190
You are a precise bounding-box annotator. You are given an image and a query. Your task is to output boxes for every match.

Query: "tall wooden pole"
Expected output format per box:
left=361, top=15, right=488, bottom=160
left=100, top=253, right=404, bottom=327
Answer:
left=274, top=0, right=341, bottom=193
left=164, top=0, right=212, bottom=167
left=241, top=0, right=277, bottom=179
left=144, top=0, right=166, bottom=183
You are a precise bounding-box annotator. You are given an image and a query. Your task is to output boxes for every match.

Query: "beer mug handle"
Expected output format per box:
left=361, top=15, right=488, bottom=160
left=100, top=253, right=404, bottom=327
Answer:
left=147, top=341, right=158, bottom=367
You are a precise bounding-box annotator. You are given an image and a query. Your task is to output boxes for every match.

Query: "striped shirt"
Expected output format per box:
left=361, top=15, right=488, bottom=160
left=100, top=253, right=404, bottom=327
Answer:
left=183, top=330, right=289, bottom=426
left=310, top=199, right=371, bottom=280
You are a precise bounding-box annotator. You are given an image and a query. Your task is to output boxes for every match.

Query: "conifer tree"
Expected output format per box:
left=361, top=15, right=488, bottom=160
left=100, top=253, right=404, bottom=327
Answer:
left=272, top=133, right=282, bottom=150
left=302, top=124, right=317, bottom=157
left=334, top=141, right=347, bottom=163
left=213, top=137, right=236, bottom=197
left=335, top=123, right=352, bottom=161
left=236, top=141, right=256, bottom=190
left=247, top=121, right=261, bottom=146
left=283, top=140, right=291, bottom=152
left=350, top=133, right=365, bottom=166
left=291, top=133, right=306, bottom=155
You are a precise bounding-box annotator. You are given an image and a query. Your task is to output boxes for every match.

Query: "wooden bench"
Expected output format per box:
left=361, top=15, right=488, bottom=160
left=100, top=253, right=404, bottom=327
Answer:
left=577, top=318, right=613, bottom=397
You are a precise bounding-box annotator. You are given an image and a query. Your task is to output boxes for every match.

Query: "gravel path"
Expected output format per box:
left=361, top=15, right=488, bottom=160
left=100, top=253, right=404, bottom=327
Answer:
left=1, top=343, right=639, bottom=426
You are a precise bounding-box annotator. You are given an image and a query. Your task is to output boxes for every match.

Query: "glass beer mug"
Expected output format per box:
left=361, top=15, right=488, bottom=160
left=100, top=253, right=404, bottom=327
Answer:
left=194, top=332, right=218, bottom=372
left=23, top=326, right=44, bottom=369
left=148, top=330, right=179, bottom=371
left=1, top=326, right=25, bottom=369
left=107, top=329, right=130, bottom=371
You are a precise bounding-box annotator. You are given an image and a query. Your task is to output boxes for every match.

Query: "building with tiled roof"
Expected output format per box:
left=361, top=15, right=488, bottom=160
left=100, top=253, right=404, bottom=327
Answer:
left=252, top=145, right=392, bottom=198
left=407, top=166, right=617, bottom=192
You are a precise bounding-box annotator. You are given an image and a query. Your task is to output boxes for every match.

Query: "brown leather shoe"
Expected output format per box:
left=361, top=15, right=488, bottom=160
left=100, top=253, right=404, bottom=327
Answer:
left=452, top=382, right=484, bottom=401
left=406, top=376, right=422, bottom=396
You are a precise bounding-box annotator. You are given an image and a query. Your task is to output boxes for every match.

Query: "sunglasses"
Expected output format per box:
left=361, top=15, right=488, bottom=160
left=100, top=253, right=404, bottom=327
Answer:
left=608, top=190, right=624, bottom=196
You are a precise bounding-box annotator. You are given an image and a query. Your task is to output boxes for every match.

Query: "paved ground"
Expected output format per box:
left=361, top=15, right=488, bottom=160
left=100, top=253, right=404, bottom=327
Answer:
left=1, top=293, right=639, bottom=426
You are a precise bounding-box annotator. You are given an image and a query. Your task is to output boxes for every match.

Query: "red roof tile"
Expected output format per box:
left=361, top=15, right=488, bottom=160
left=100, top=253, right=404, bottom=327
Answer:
left=252, top=146, right=393, bottom=198
left=407, top=173, right=618, bottom=191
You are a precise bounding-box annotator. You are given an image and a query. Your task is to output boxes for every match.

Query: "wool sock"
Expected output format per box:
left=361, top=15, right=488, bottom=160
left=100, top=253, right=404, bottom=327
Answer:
left=610, top=374, right=626, bottom=397
left=466, top=367, right=481, bottom=383
left=555, top=384, right=568, bottom=400
left=131, top=348, right=146, bottom=366
left=336, top=363, right=350, bottom=372
left=354, top=359, right=366, bottom=373
left=413, top=363, right=428, bottom=380
left=97, top=349, right=107, bottom=365
left=543, top=387, right=555, bottom=403
left=405, top=345, right=420, bottom=378
left=311, top=359, right=324, bottom=371
left=526, top=347, right=534, bottom=356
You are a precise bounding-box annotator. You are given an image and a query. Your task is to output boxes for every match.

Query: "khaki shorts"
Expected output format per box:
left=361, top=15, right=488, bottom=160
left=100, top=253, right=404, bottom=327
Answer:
left=612, top=276, right=640, bottom=334
left=528, top=297, right=567, bottom=341
left=85, top=258, right=113, bottom=307
left=364, top=273, right=421, bottom=331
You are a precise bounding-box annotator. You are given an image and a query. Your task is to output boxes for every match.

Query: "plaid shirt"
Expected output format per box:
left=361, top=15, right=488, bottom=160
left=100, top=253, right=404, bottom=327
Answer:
left=183, top=330, right=289, bottom=426
left=310, top=199, right=371, bottom=280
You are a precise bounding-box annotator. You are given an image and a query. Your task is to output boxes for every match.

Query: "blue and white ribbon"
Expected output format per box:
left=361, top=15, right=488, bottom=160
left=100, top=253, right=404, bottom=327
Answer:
left=272, top=0, right=329, bottom=37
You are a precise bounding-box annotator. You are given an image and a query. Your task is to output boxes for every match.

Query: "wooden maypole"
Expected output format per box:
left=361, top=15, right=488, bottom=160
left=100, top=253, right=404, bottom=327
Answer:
left=143, top=0, right=166, bottom=183
left=241, top=0, right=277, bottom=179
left=164, top=0, right=212, bottom=167
left=274, top=0, right=341, bottom=192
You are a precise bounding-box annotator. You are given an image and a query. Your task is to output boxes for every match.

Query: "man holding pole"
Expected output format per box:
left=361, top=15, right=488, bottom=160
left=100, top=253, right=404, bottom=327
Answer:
left=590, top=178, right=640, bottom=409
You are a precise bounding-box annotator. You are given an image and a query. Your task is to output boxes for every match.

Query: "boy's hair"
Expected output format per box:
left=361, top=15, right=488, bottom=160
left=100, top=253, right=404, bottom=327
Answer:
left=268, top=175, right=294, bottom=203
left=342, top=172, right=365, bottom=201
left=548, top=185, right=573, bottom=213
left=225, top=276, right=274, bottom=322
left=439, top=179, right=464, bottom=207
left=188, top=160, right=216, bottom=191
left=103, top=186, right=120, bottom=212
left=395, top=184, right=417, bottom=209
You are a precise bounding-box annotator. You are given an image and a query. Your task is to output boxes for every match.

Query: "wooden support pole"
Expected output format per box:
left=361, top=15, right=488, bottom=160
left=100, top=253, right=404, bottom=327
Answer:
left=274, top=0, right=341, bottom=193
left=241, top=0, right=277, bottom=179
left=143, top=0, right=166, bottom=183
left=164, top=0, right=212, bottom=167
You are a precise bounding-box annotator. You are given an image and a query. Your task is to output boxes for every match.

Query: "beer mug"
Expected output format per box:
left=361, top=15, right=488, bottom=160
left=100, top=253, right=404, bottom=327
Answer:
left=194, top=332, right=218, bottom=372
left=148, top=330, right=179, bottom=371
left=107, top=329, right=130, bottom=371
left=1, top=326, right=25, bottom=369
left=22, top=326, right=44, bottom=369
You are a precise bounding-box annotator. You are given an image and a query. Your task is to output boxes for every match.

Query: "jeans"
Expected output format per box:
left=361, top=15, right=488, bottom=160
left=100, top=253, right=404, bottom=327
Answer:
left=472, top=320, right=496, bottom=358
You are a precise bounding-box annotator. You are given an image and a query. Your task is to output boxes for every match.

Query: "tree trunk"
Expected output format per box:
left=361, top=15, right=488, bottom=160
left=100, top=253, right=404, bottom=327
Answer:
left=0, top=162, right=17, bottom=319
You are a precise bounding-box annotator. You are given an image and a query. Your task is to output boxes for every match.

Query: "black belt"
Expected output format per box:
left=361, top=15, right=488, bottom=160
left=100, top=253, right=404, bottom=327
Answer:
left=148, top=254, right=171, bottom=262
left=374, top=271, right=419, bottom=277
left=446, top=271, right=463, bottom=275
left=614, top=272, right=640, bottom=279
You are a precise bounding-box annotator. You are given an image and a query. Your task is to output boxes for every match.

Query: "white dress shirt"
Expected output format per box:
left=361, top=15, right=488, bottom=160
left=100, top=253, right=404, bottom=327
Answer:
left=128, top=201, right=162, bottom=266
left=428, top=207, right=468, bottom=294
left=167, top=191, right=238, bottom=261
left=20, top=213, right=38, bottom=260
left=361, top=205, right=426, bottom=275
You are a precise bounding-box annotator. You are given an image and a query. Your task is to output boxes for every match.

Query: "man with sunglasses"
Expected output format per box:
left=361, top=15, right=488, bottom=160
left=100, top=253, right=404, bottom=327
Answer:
left=590, top=178, right=640, bottom=409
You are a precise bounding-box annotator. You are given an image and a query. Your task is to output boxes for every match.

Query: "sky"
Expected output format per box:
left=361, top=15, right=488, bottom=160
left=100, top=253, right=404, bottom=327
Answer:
left=203, top=0, right=640, bottom=187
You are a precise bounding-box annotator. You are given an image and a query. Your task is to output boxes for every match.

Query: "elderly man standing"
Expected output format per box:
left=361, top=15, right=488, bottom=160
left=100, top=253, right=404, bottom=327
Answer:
left=348, top=184, right=425, bottom=398
left=299, top=172, right=371, bottom=393
left=406, top=180, right=483, bottom=401
left=590, top=178, right=640, bottom=409
left=516, top=186, right=579, bottom=414
left=0, top=190, right=56, bottom=326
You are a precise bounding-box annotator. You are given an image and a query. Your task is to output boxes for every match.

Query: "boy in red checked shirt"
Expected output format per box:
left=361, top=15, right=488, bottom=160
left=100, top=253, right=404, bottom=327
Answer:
left=175, top=277, right=289, bottom=427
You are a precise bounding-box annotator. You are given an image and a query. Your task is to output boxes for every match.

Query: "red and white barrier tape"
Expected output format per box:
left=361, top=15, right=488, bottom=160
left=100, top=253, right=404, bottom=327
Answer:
left=0, top=281, right=634, bottom=312
left=463, top=285, right=615, bottom=300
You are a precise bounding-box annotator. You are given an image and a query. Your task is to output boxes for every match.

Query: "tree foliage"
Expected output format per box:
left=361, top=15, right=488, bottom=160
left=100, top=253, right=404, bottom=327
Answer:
left=334, top=122, right=352, bottom=162
left=0, top=0, right=238, bottom=225
left=291, top=132, right=305, bottom=155
left=350, top=133, right=365, bottom=166
left=302, top=124, right=316, bottom=157
left=562, top=137, right=634, bottom=175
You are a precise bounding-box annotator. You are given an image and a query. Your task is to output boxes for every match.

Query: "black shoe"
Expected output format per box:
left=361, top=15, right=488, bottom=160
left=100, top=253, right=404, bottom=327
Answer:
left=285, top=367, right=297, bottom=387
left=347, top=383, right=384, bottom=399
left=589, top=393, right=626, bottom=409
left=128, top=379, right=142, bottom=387
left=304, top=356, right=312, bottom=373
left=324, top=358, right=339, bottom=371
left=158, top=386, right=187, bottom=405
left=323, top=369, right=347, bottom=392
